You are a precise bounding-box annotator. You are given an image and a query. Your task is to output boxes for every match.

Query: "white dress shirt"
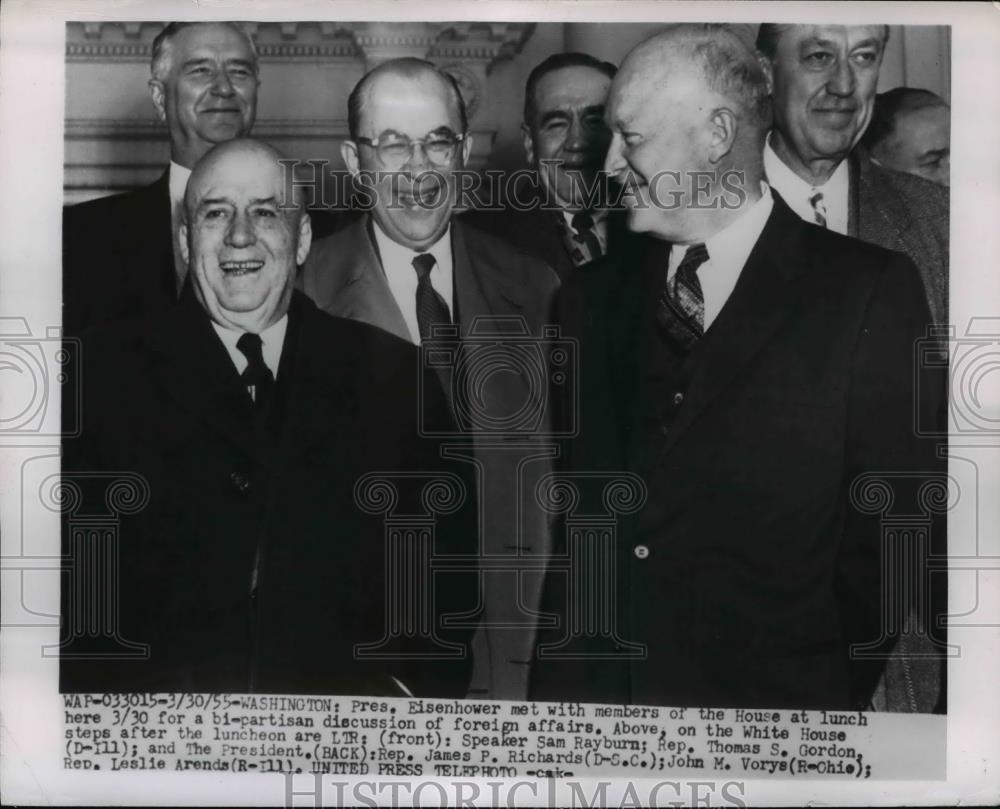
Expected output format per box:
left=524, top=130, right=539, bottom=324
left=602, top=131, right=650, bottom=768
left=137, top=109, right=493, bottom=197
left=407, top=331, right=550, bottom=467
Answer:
left=168, top=161, right=193, bottom=292
left=763, top=135, right=848, bottom=235
left=211, top=315, right=288, bottom=394
left=668, top=183, right=774, bottom=331
left=372, top=222, right=454, bottom=345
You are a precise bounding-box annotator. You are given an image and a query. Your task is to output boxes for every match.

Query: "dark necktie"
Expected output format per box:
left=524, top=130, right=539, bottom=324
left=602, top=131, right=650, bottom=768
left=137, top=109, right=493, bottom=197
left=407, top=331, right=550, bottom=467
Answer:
left=809, top=190, right=828, bottom=228
left=236, top=332, right=274, bottom=410
left=412, top=253, right=451, bottom=341
left=656, top=243, right=709, bottom=351
left=562, top=211, right=603, bottom=267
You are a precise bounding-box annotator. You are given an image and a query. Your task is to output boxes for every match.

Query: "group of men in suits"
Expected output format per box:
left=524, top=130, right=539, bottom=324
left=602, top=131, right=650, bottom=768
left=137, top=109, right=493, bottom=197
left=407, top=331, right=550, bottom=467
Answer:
left=62, top=21, right=948, bottom=712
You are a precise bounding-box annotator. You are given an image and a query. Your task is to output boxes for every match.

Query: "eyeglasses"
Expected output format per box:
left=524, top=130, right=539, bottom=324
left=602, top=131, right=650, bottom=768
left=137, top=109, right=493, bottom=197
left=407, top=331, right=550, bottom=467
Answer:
left=355, top=130, right=466, bottom=170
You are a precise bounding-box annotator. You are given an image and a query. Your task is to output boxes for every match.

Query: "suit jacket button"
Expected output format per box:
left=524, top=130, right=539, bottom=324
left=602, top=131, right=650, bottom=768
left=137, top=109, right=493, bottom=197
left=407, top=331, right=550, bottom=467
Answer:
left=230, top=472, right=251, bottom=494
left=634, top=544, right=649, bottom=560
left=673, top=391, right=684, bottom=406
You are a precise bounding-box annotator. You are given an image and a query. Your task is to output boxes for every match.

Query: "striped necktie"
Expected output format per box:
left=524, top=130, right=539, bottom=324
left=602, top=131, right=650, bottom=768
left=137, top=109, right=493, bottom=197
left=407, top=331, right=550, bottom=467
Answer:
left=560, top=211, right=603, bottom=266
left=656, top=243, right=708, bottom=351
left=412, top=253, right=451, bottom=342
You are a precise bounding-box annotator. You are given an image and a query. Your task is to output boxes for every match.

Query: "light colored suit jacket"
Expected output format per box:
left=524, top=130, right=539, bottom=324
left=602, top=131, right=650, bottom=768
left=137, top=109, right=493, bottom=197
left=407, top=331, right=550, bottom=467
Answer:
left=851, top=149, right=949, bottom=328
left=300, top=216, right=561, bottom=701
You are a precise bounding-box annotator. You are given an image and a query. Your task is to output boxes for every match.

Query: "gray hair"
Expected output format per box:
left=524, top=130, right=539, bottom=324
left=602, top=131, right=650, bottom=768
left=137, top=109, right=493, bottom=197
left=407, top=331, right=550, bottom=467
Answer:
left=150, top=21, right=259, bottom=81
left=639, top=24, right=772, bottom=135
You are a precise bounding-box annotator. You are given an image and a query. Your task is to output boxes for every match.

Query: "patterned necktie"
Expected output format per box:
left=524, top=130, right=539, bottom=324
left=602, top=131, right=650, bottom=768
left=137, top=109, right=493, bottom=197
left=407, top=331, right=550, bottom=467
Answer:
left=656, top=243, right=709, bottom=350
left=412, top=253, right=451, bottom=341
left=809, top=190, right=828, bottom=228
left=236, top=332, right=274, bottom=410
left=561, top=212, right=603, bottom=267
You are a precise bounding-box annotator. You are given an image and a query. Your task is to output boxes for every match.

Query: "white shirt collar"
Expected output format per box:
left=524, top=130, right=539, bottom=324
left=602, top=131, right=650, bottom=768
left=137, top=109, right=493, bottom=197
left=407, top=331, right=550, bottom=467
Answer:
left=371, top=220, right=454, bottom=345
left=211, top=314, right=288, bottom=380
left=763, top=134, right=848, bottom=234
left=668, top=183, right=774, bottom=331
left=168, top=161, right=192, bottom=212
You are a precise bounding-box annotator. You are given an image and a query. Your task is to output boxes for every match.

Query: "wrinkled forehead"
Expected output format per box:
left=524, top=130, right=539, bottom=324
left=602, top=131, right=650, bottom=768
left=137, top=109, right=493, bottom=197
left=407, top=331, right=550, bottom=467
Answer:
left=534, top=65, right=613, bottom=111
left=171, top=23, right=256, bottom=65
left=187, top=152, right=286, bottom=209
left=775, top=24, right=887, bottom=56
left=608, top=56, right=702, bottom=129
left=362, top=72, right=462, bottom=136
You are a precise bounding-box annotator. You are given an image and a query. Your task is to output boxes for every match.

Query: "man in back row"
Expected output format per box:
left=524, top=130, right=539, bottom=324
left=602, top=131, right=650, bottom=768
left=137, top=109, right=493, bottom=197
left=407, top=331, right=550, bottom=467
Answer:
left=63, top=21, right=340, bottom=336
left=63, top=22, right=260, bottom=335
left=465, top=52, right=632, bottom=279
left=862, top=87, right=950, bottom=187
left=757, top=23, right=949, bottom=326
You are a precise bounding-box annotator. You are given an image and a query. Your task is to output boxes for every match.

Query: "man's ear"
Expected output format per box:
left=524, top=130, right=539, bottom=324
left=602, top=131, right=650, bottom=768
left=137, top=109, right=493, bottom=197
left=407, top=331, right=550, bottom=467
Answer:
left=707, top=108, right=738, bottom=164
left=149, top=79, right=167, bottom=122
left=757, top=52, right=775, bottom=96
left=295, top=211, right=313, bottom=266
left=341, top=140, right=361, bottom=177
left=460, top=132, right=473, bottom=167
left=521, top=123, right=535, bottom=165
left=178, top=222, right=190, bottom=267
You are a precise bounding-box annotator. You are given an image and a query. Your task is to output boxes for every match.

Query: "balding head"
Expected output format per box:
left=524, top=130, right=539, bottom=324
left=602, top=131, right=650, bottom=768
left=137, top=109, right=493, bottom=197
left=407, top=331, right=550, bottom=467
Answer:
left=605, top=24, right=770, bottom=243
left=862, top=88, right=950, bottom=186
left=348, top=58, right=467, bottom=140
left=620, top=24, right=771, bottom=140
left=180, top=139, right=312, bottom=332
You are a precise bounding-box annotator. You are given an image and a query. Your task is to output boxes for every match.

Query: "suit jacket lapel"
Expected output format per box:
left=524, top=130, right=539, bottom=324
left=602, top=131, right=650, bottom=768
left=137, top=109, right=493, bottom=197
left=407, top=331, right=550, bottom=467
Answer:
left=656, top=196, right=809, bottom=458
left=544, top=212, right=575, bottom=281
left=617, top=242, right=665, bottom=476
left=847, top=152, right=861, bottom=239
left=452, top=219, right=526, bottom=330
left=853, top=150, right=915, bottom=248
left=333, top=219, right=412, bottom=343
left=143, top=171, right=179, bottom=303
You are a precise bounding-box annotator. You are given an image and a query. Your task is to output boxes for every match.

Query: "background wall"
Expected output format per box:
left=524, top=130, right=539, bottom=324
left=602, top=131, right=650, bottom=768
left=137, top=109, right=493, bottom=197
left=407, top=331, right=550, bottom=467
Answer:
left=64, top=21, right=951, bottom=205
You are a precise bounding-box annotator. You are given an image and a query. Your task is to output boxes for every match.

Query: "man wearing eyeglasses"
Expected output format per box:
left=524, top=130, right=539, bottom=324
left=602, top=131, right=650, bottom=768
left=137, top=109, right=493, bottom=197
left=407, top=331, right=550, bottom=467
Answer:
left=300, top=58, right=560, bottom=702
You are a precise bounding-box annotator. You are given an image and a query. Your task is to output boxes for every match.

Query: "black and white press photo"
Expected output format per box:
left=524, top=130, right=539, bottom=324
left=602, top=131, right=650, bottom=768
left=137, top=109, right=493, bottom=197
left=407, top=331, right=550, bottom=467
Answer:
left=1, top=2, right=998, bottom=807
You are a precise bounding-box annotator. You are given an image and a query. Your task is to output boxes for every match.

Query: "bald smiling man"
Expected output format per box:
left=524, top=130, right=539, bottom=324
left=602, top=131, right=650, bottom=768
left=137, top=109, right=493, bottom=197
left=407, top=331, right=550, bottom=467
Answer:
left=60, top=139, right=477, bottom=697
